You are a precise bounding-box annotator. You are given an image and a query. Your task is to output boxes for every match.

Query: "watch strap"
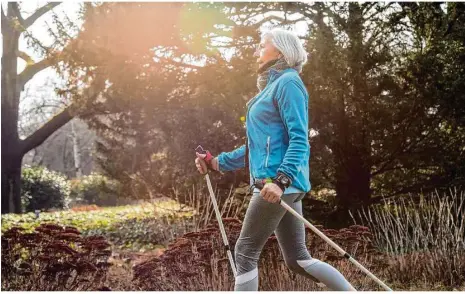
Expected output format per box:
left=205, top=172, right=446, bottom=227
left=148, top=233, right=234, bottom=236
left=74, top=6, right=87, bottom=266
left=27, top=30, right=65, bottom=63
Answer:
left=272, top=178, right=286, bottom=192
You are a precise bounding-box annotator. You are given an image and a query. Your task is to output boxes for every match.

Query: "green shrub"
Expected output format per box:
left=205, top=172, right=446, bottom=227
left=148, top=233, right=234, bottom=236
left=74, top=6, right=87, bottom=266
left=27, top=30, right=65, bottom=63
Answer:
left=70, top=173, right=121, bottom=207
left=21, top=166, right=70, bottom=213
left=1, top=201, right=195, bottom=250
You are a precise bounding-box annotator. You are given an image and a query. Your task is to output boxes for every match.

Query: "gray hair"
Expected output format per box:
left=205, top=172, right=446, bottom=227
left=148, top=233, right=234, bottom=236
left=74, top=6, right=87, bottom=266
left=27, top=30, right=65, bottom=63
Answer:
left=261, top=28, right=308, bottom=72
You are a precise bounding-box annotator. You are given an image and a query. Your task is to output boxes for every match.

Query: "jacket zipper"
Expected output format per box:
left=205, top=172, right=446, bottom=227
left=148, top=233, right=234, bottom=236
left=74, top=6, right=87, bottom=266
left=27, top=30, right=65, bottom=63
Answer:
left=265, top=136, right=270, bottom=168
left=245, top=93, right=262, bottom=178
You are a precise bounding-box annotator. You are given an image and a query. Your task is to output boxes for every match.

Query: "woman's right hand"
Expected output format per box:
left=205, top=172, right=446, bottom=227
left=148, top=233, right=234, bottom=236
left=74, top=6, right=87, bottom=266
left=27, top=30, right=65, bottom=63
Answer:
left=195, top=152, right=219, bottom=174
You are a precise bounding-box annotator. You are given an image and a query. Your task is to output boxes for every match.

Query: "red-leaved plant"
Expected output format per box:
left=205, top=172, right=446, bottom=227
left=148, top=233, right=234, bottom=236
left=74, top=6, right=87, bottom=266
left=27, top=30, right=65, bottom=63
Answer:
left=1, top=223, right=112, bottom=291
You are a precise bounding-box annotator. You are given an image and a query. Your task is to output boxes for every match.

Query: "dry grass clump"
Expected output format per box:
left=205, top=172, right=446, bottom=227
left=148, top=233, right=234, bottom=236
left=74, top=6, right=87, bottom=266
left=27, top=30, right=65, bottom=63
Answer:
left=352, top=189, right=465, bottom=289
left=133, top=219, right=386, bottom=291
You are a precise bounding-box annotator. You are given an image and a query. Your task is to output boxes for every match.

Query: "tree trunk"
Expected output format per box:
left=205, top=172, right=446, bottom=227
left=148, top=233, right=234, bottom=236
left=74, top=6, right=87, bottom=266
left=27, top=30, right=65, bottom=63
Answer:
left=71, top=119, right=82, bottom=178
left=2, top=3, right=75, bottom=214
left=332, top=100, right=372, bottom=206
left=1, top=10, right=22, bottom=214
left=2, top=153, right=23, bottom=214
left=335, top=150, right=371, bottom=206
left=334, top=3, right=372, bottom=207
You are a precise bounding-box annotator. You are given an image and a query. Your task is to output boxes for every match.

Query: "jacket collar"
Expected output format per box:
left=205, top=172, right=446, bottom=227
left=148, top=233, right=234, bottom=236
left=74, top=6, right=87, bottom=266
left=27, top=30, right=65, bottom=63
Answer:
left=247, top=68, right=297, bottom=109
left=268, top=67, right=296, bottom=83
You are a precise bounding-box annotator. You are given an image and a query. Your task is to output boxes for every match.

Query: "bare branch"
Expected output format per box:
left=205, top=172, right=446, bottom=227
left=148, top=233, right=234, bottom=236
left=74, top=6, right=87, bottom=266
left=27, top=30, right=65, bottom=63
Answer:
left=23, top=2, right=61, bottom=29
left=20, top=75, right=105, bottom=153
left=157, top=57, right=204, bottom=69
left=10, top=2, right=24, bottom=26
left=18, top=52, right=60, bottom=88
left=19, top=70, right=107, bottom=154
left=323, top=5, right=347, bottom=29
left=17, top=50, right=35, bottom=65
left=211, top=40, right=256, bottom=48
left=362, top=2, right=378, bottom=15
left=22, top=103, right=64, bottom=118
left=247, top=15, right=305, bottom=27
left=21, top=105, right=74, bottom=154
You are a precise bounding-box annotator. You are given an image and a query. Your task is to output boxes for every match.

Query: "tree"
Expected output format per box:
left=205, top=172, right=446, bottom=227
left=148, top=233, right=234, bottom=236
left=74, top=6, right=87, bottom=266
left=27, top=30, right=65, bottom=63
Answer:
left=90, top=3, right=289, bottom=200
left=87, top=2, right=465, bottom=207
left=380, top=2, right=465, bottom=195
left=8, top=2, right=461, bottom=213
left=278, top=2, right=411, bottom=204
left=2, top=2, right=186, bottom=213
left=1, top=2, right=83, bottom=213
left=86, top=3, right=247, bottom=198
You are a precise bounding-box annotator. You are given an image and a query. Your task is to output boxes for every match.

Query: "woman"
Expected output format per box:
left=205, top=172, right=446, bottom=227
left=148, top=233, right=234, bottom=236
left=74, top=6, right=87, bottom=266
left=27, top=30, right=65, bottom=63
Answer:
left=195, top=28, right=356, bottom=291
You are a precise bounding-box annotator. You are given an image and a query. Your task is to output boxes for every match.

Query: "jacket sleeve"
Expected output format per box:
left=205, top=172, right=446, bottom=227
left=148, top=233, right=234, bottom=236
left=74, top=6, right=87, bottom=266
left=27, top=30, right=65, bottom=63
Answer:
left=275, top=80, right=309, bottom=183
left=217, top=144, right=246, bottom=172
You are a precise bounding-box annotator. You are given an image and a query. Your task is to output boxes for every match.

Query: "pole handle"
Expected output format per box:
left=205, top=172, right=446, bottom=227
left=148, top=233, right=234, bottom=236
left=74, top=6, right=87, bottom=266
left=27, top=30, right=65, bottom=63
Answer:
left=195, top=145, right=214, bottom=162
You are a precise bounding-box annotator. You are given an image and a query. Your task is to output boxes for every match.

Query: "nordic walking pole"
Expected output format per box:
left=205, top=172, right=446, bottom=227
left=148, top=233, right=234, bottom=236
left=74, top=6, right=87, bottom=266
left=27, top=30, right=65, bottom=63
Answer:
left=279, top=200, right=392, bottom=291
left=205, top=173, right=237, bottom=277
left=196, top=145, right=237, bottom=277
left=254, top=181, right=393, bottom=291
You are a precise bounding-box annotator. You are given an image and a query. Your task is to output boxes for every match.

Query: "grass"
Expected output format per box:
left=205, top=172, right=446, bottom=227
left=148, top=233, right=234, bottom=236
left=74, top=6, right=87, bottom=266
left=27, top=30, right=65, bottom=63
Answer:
left=132, top=188, right=465, bottom=291
left=3, top=188, right=464, bottom=291
left=1, top=199, right=195, bottom=250
left=351, top=188, right=465, bottom=289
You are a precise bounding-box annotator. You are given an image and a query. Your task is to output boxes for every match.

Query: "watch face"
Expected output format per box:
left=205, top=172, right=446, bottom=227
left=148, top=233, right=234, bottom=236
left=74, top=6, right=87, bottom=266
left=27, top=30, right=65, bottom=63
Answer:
left=281, top=176, right=289, bottom=185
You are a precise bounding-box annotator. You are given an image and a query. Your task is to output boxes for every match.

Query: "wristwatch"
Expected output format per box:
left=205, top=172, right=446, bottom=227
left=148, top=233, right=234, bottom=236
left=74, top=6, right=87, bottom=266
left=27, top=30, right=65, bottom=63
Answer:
left=272, top=172, right=292, bottom=192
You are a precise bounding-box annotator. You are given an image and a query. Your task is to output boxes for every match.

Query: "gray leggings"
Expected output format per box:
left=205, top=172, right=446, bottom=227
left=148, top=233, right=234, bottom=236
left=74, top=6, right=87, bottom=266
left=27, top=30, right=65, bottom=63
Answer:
left=234, top=193, right=355, bottom=291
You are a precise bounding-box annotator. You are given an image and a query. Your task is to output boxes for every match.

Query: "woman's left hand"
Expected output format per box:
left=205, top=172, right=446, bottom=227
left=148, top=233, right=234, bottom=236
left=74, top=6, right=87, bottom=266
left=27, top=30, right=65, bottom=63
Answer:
left=260, top=183, right=283, bottom=203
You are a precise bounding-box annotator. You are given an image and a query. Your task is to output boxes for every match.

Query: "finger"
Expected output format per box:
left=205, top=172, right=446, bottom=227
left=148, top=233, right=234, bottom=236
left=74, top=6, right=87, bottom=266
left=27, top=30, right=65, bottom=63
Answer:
left=196, top=152, right=206, bottom=159
left=260, top=187, right=266, bottom=198
left=195, top=152, right=208, bottom=172
left=261, top=189, right=267, bottom=197
left=264, top=191, right=273, bottom=203
left=273, top=195, right=280, bottom=203
left=195, top=158, right=203, bottom=170
left=261, top=191, right=268, bottom=200
left=195, top=161, right=206, bottom=173
left=269, top=195, right=277, bottom=203
left=271, top=190, right=281, bottom=203
left=262, top=192, right=269, bottom=202
left=269, top=193, right=277, bottom=203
